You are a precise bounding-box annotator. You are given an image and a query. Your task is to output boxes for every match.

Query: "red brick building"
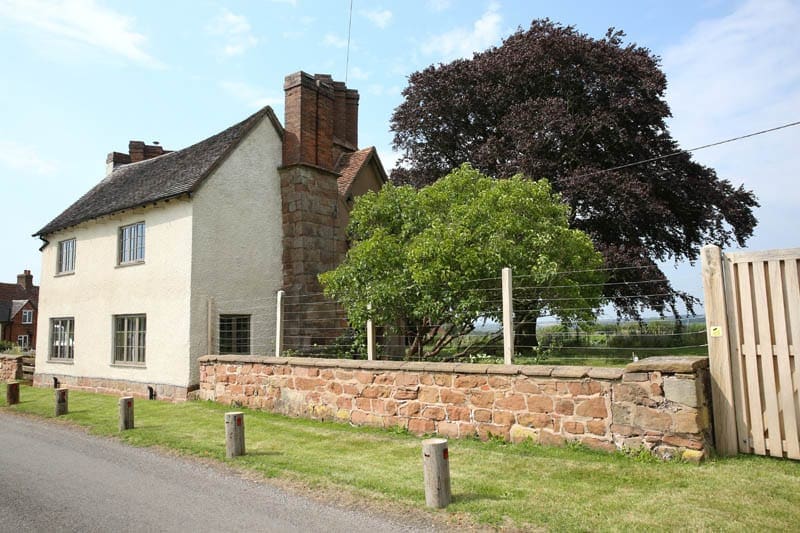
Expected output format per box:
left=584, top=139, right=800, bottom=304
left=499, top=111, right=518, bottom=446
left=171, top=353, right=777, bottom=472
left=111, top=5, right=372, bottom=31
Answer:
left=0, top=270, right=39, bottom=349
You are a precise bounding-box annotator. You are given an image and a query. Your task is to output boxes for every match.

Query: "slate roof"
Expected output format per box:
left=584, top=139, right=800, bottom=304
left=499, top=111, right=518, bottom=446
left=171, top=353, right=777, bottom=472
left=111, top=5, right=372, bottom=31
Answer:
left=0, top=301, right=10, bottom=323
left=335, top=147, right=388, bottom=196
left=0, top=282, right=38, bottom=303
left=35, top=106, right=283, bottom=237
left=10, top=300, right=28, bottom=320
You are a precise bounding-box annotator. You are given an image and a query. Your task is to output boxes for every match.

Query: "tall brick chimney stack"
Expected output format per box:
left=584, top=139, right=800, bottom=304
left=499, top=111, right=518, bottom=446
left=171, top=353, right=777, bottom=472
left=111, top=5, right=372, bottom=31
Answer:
left=106, top=141, right=170, bottom=175
left=282, top=71, right=359, bottom=170
left=17, top=270, right=33, bottom=292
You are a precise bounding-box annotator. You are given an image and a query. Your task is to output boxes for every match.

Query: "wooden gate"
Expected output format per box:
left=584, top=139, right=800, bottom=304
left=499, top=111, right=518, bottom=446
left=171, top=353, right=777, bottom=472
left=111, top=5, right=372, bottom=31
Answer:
left=702, top=245, right=800, bottom=458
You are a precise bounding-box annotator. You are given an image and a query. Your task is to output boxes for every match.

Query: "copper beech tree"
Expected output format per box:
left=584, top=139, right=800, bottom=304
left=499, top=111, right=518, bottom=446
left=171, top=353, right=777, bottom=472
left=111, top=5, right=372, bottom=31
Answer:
left=391, top=19, right=758, bottom=320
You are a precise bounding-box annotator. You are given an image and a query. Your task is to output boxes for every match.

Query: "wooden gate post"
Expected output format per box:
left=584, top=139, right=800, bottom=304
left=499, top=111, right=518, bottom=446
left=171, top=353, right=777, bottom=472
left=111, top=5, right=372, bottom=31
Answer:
left=225, top=412, right=245, bottom=458
left=701, top=245, right=738, bottom=456
left=119, top=396, right=134, bottom=431
left=54, top=387, right=68, bottom=416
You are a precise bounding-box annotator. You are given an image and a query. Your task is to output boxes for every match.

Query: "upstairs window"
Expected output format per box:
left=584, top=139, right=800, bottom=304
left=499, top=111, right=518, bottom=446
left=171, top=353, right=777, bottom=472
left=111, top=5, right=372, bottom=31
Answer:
left=57, top=238, right=76, bottom=274
left=219, top=314, right=250, bottom=354
left=22, top=309, right=33, bottom=324
left=119, top=222, right=145, bottom=264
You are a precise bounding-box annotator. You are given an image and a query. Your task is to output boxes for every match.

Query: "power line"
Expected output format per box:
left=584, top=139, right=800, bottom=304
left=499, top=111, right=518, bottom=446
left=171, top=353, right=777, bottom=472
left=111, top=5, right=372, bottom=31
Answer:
left=345, top=0, right=354, bottom=83
left=571, top=120, right=800, bottom=180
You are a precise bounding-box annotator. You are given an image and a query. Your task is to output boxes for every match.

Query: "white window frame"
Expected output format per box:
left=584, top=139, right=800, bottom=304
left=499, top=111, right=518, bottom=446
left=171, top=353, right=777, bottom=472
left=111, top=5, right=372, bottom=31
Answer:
left=17, top=335, right=29, bottom=349
left=50, top=317, right=74, bottom=360
left=22, top=309, right=33, bottom=324
left=114, top=314, right=146, bottom=365
left=57, top=238, right=76, bottom=274
left=219, top=314, right=251, bottom=355
left=118, top=222, right=145, bottom=265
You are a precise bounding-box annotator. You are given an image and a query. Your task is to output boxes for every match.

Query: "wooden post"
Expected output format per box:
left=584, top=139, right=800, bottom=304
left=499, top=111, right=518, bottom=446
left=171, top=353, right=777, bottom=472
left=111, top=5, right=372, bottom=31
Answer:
left=502, top=267, right=514, bottom=365
left=701, top=245, right=738, bottom=456
left=6, top=381, right=20, bottom=405
left=275, top=290, right=285, bottom=357
left=119, top=396, right=134, bottom=431
left=54, top=388, right=68, bottom=416
left=225, top=412, right=245, bottom=458
left=367, top=303, right=375, bottom=361
left=422, top=438, right=451, bottom=508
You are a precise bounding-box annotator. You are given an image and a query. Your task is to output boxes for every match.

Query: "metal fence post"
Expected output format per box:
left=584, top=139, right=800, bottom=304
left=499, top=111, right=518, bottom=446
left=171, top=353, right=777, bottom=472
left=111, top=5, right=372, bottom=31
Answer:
left=502, top=267, right=514, bottom=365
left=275, top=290, right=285, bottom=357
left=367, top=303, right=375, bottom=361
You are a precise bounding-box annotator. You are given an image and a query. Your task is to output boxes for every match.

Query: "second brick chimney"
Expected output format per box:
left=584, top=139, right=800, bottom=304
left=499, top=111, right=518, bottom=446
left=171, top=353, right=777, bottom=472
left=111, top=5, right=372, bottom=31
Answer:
left=106, top=141, right=171, bottom=175
left=16, top=270, right=33, bottom=292
left=282, top=72, right=359, bottom=171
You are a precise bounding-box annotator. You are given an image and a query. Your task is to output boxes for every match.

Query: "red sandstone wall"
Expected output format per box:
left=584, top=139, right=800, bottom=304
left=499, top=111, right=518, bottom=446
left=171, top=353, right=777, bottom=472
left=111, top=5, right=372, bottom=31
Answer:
left=198, top=356, right=712, bottom=461
left=0, top=355, right=23, bottom=382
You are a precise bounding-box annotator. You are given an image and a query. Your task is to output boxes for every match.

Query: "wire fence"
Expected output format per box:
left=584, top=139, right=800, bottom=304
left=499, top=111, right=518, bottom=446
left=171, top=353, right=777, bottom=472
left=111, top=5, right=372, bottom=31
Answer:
left=208, top=266, right=708, bottom=366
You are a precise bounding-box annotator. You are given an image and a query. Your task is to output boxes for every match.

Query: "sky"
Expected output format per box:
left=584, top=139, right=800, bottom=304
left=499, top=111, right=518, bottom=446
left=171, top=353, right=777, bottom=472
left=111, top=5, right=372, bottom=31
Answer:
left=0, top=0, right=798, bottom=313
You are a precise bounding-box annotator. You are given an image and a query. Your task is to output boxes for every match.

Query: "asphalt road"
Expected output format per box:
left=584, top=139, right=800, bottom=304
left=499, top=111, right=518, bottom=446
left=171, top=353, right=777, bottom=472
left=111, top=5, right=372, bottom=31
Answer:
left=0, top=413, right=443, bottom=533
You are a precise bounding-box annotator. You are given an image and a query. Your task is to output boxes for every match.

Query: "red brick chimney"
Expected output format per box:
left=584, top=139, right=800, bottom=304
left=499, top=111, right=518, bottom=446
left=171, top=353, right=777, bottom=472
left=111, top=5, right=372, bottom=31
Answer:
left=16, top=270, right=33, bottom=292
left=106, top=141, right=171, bottom=175
left=282, top=72, right=359, bottom=171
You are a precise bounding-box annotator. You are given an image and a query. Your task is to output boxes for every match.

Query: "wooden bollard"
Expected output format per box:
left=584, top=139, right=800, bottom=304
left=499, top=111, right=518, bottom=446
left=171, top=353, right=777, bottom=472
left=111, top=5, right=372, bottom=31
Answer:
left=6, top=382, right=20, bottom=405
left=119, top=396, right=134, bottom=431
left=225, top=412, right=245, bottom=458
left=422, top=438, right=451, bottom=508
left=54, top=388, right=68, bottom=416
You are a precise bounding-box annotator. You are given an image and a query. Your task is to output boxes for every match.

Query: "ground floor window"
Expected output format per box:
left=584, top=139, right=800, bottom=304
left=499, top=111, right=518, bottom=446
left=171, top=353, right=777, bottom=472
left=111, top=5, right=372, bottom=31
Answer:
left=114, top=314, right=146, bottom=364
left=219, top=314, right=250, bottom=354
left=17, top=335, right=29, bottom=349
left=50, top=318, right=74, bottom=360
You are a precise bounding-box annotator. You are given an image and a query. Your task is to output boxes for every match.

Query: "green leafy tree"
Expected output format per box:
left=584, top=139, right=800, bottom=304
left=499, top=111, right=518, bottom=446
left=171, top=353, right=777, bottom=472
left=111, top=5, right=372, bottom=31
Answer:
left=390, top=20, right=758, bottom=320
left=319, top=164, right=605, bottom=359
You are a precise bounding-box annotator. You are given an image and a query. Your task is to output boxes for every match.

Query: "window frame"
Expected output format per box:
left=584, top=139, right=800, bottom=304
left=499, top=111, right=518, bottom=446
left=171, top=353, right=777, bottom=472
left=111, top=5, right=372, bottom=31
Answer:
left=57, top=238, right=76, bottom=274
left=118, top=222, right=145, bottom=265
left=50, top=317, right=75, bottom=361
left=219, top=314, right=251, bottom=355
left=113, top=314, right=146, bottom=365
left=21, top=309, right=33, bottom=324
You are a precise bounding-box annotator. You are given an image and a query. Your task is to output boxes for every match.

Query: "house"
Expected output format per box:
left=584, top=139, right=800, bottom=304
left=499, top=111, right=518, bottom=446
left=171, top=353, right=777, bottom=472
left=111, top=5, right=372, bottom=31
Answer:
left=33, top=71, right=387, bottom=399
left=0, top=270, right=39, bottom=349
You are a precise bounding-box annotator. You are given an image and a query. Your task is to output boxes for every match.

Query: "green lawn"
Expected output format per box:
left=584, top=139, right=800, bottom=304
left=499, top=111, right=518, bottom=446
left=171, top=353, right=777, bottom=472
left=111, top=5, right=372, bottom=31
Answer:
left=2, top=383, right=798, bottom=531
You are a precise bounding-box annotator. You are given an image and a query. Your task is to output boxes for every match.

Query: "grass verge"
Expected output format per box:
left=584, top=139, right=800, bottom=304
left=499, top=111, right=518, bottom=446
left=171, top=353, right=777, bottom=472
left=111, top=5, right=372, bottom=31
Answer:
left=2, top=383, right=799, bottom=531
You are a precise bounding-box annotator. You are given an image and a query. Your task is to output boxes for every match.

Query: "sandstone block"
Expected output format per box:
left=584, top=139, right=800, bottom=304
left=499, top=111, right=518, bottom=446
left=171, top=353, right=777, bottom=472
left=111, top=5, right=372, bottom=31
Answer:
left=510, top=424, right=539, bottom=444
left=682, top=449, right=705, bottom=463
left=518, top=412, right=552, bottom=429
left=408, top=418, right=436, bottom=434
left=539, top=431, right=566, bottom=446
left=454, top=375, right=487, bottom=389
left=440, top=389, right=466, bottom=404
left=555, top=399, right=574, bottom=416
left=422, top=406, right=446, bottom=421
left=418, top=386, right=440, bottom=403
left=493, top=410, right=516, bottom=426
left=446, top=405, right=471, bottom=422
left=473, top=409, right=492, bottom=423
left=633, top=406, right=672, bottom=432
left=495, top=394, right=526, bottom=411
left=575, top=397, right=607, bottom=418
left=663, top=377, right=699, bottom=408
left=469, top=390, right=495, bottom=408
left=527, top=395, right=553, bottom=413
left=564, top=421, right=585, bottom=434
left=513, top=379, right=540, bottom=394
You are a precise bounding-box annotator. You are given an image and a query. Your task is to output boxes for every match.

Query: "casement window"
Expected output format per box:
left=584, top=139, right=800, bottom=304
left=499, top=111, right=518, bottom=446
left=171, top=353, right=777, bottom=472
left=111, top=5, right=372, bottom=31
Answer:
left=57, top=238, right=76, bottom=274
left=118, top=222, right=145, bottom=264
left=219, top=314, right=250, bottom=355
left=22, top=309, right=33, bottom=324
left=114, top=314, right=146, bottom=364
left=17, top=335, right=29, bottom=349
left=50, top=317, right=74, bottom=360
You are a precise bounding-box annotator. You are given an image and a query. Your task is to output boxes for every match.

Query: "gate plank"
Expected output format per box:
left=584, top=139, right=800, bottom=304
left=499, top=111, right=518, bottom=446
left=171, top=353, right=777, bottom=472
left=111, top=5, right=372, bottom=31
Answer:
left=737, top=263, right=766, bottom=455
left=725, top=258, right=751, bottom=454
left=782, top=260, right=800, bottom=457
left=752, top=261, right=783, bottom=457
left=768, top=260, right=800, bottom=459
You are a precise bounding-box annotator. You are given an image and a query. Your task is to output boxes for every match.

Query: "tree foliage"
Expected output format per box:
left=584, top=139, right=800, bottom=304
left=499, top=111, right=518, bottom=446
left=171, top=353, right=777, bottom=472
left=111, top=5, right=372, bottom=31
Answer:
left=390, top=19, right=758, bottom=318
left=319, top=164, right=605, bottom=359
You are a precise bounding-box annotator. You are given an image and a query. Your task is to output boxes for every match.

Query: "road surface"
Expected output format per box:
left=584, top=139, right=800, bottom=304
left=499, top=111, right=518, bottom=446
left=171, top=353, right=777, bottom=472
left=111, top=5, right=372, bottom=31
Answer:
left=0, top=413, right=443, bottom=533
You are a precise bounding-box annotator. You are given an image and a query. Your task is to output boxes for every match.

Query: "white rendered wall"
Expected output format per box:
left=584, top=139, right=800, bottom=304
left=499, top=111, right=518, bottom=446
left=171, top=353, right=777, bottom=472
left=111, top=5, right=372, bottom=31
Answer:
left=35, top=200, right=194, bottom=388
left=189, top=117, right=284, bottom=384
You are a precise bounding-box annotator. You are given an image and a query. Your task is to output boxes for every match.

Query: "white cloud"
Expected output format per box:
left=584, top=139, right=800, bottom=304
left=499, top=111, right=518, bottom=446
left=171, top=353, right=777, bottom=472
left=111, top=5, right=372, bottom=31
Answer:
left=662, top=0, right=800, bottom=251
left=323, top=33, right=348, bottom=48
left=0, top=140, right=56, bottom=176
left=362, top=8, right=392, bottom=29
left=420, top=2, right=502, bottom=60
left=428, top=0, right=451, bottom=12
left=349, top=66, right=369, bottom=80
left=208, top=9, right=258, bottom=56
left=0, top=0, right=161, bottom=67
left=220, top=81, right=280, bottom=109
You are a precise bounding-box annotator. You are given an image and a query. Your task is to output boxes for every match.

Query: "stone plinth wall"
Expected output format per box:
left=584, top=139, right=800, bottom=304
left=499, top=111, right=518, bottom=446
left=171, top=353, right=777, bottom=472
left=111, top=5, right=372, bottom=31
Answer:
left=0, top=354, right=23, bottom=382
left=198, top=355, right=712, bottom=460
left=32, top=373, right=193, bottom=401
